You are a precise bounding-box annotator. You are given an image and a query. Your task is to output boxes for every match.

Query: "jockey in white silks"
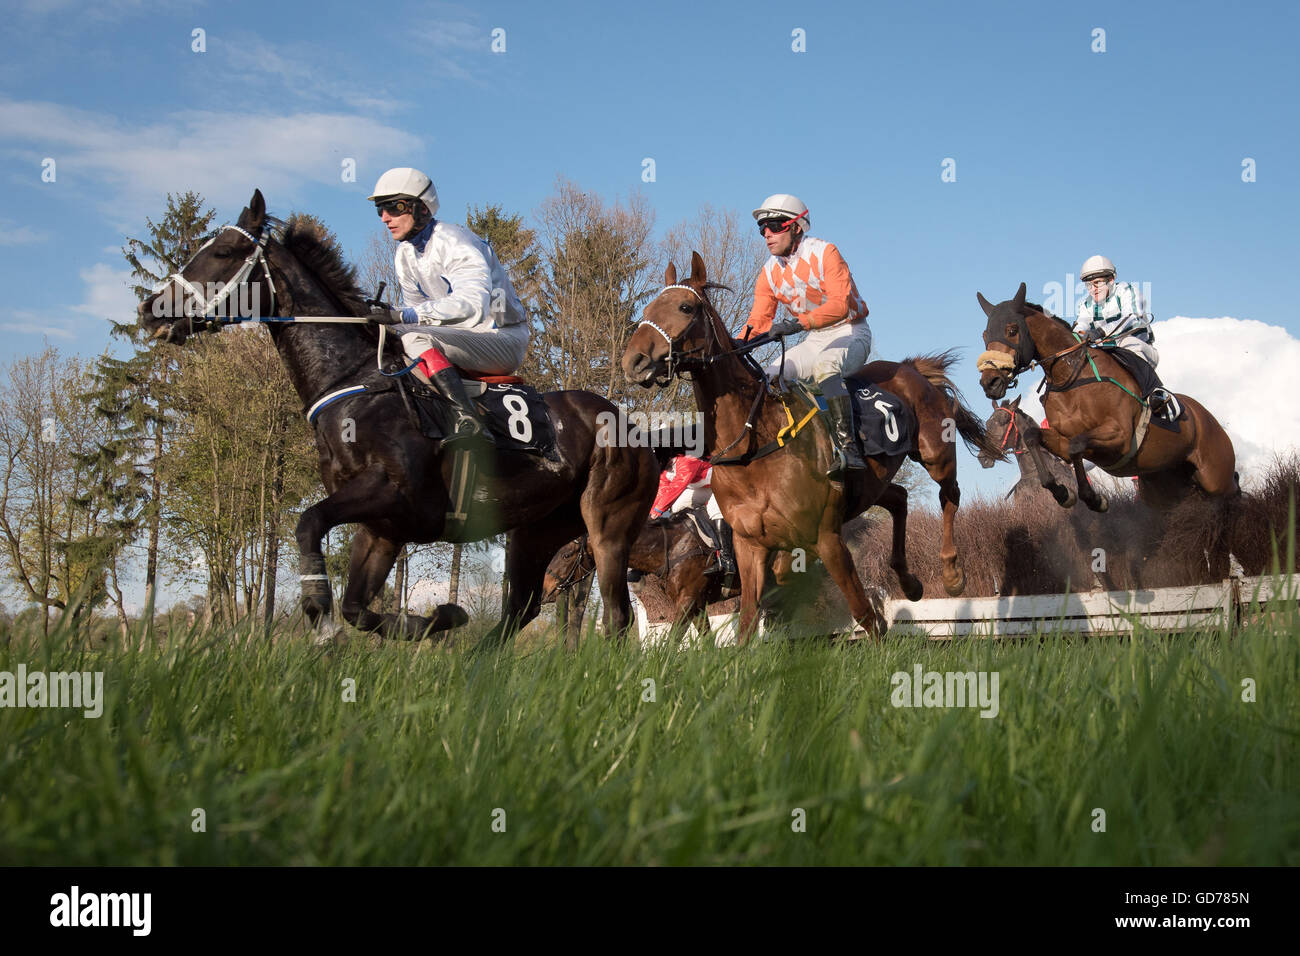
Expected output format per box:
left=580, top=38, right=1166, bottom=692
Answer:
left=366, top=167, right=530, bottom=446
left=1073, top=254, right=1176, bottom=420
left=742, top=193, right=874, bottom=479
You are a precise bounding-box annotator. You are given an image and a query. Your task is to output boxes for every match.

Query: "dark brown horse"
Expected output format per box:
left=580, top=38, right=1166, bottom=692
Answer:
left=138, top=190, right=657, bottom=646
left=623, top=253, right=1000, bottom=643
left=976, top=283, right=1238, bottom=512
left=979, top=397, right=1078, bottom=505
left=541, top=515, right=720, bottom=629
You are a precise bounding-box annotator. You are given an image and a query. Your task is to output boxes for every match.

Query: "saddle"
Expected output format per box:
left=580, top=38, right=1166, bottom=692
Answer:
left=404, top=368, right=561, bottom=462
left=1095, top=346, right=1184, bottom=433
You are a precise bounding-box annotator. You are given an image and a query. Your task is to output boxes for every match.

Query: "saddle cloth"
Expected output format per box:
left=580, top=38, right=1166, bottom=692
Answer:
left=407, top=374, right=559, bottom=459
left=840, top=378, right=916, bottom=457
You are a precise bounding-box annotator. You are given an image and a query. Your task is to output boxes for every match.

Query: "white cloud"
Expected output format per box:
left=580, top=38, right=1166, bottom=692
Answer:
left=71, top=262, right=138, bottom=323
left=0, top=97, right=424, bottom=226
left=0, top=219, right=50, bottom=245
left=1019, top=316, right=1300, bottom=483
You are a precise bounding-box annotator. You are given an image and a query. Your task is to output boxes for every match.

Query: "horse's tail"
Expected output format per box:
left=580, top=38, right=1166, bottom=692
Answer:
left=903, top=349, right=1006, bottom=461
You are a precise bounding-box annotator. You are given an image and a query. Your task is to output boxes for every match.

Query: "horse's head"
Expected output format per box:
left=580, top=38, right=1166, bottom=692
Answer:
left=978, top=396, right=1021, bottom=468
left=622, top=251, right=731, bottom=388
left=975, top=282, right=1037, bottom=399
left=138, top=189, right=275, bottom=345
left=540, top=537, right=594, bottom=604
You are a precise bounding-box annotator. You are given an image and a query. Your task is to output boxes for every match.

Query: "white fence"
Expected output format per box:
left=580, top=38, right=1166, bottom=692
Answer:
left=631, top=573, right=1300, bottom=647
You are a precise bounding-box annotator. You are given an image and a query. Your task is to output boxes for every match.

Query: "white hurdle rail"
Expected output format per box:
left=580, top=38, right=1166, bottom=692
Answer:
left=630, top=573, right=1300, bottom=646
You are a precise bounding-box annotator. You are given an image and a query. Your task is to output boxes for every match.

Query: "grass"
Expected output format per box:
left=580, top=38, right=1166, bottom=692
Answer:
left=1, top=601, right=1297, bottom=866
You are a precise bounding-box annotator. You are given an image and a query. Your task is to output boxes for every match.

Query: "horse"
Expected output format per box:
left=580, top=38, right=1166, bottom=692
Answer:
left=976, top=283, right=1239, bottom=512
left=137, top=189, right=657, bottom=646
left=622, top=252, right=1001, bottom=643
left=979, top=397, right=1078, bottom=505
left=541, top=515, right=720, bottom=632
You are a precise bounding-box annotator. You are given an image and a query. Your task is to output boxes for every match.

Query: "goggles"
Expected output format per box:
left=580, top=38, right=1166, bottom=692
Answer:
left=757, top=214, right=804, bottom=237
left=375, top=197, right=420, bottom=218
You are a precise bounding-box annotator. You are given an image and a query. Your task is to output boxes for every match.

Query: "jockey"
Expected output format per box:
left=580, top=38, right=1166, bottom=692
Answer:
left=367, top=167, right=531, bottom=446
left=742, top=194, right=873, bottom=478
left=1074, top=255, right=1176, bottom=421
left=651, top=454, right=737, bottom=588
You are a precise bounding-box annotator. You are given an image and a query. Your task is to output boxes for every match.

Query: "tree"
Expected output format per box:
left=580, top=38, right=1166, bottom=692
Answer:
left=117, top=191, right=217, bottom=630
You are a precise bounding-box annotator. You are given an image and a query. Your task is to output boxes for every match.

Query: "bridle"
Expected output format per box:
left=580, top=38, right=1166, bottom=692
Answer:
left=633, top=284, right=713, bottom=381
left=159, top=224, right=278, bottom=321
left=550, top=534, right=595, bottom=595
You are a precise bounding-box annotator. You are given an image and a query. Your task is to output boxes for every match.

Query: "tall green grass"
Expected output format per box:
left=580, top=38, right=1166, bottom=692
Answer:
left=1, top=607, right=1296, bottom=865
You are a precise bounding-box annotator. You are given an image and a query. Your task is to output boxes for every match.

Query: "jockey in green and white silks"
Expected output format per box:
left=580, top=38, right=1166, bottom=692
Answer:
left=1073, top=254, right=1175, bottom=420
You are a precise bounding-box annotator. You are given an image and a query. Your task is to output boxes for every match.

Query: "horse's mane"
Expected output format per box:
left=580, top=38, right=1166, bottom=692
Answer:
left=1024, top=301, right=1072, bottom=333
left=279, top=213, right=369, bottom=315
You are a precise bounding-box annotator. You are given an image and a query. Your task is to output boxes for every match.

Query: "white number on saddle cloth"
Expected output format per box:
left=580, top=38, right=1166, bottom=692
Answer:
left=502, top=394, right=532, bottom=443
left=874, top=400, right=899, bottom=442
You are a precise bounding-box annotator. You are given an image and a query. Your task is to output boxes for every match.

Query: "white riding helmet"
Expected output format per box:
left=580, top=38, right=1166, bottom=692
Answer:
left=1080, top=254, right=1117, bottom=281
left=752, top=193, right=810, bottom=231
left=368, top=167, right=439, bottom=217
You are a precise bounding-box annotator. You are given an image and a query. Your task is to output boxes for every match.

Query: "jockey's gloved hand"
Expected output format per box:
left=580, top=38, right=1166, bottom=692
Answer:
left=367, top=305, right=405, bottom=326
left=769, top=318, right=804, bottom=338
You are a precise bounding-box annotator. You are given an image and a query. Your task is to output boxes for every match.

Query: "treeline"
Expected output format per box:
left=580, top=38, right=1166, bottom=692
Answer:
left=0, top=180, right=769, bottom=636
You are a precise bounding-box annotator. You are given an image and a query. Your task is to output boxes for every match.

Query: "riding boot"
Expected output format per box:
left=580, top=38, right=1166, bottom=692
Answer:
left=825, top=394, right=868, bottom=479
left=426, top=366, right=497, bottom=449
left=714, top=518, right=738, bottom=591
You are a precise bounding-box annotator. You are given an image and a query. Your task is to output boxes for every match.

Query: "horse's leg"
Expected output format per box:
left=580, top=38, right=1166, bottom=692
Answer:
left=482, top=514, right=584, bottom=650
left=814, top=528, right=883, bottom=638
left=1020, top=419, right=1077, bottom=508
left=1039, top=428, right=1112, bottom=513
left=581, top=478, right=652, bottom=645
left=733, top=534, right=772, bottom=646
left=340, top=529, right=467, bottom=641
left=295, top=468, right=421, bottom=627
left=877, top=483, right=924, bottom=600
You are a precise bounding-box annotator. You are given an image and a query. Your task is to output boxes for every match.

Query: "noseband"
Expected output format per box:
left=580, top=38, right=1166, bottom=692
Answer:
left=634, top=284, right=715, bottom=379
left=162, top=224, right=277, bottom=320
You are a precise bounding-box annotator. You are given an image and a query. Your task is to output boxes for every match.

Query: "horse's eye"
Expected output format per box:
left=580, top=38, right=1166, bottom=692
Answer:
left=212, top=247, right=233, bottom=260
left=678, top=303, right=693, bottom=314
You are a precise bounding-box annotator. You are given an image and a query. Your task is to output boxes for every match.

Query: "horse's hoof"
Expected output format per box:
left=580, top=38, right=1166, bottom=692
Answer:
left=943, top=568, right=965, bottom=597
left=311, top=619, right=346, bottom=648
left=1092, top=494, right=1109, bottom=513
left=1054, top=486, right=1077, bottom=508
left=901, top=575, right=924, bottom=602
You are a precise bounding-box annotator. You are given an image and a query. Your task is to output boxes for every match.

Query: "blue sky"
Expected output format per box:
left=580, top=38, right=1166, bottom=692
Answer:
left=1, top=0, right=1297, bottom=512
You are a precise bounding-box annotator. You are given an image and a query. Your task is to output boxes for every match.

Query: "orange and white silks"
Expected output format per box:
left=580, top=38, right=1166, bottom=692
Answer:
left=744, top=237, right=868, bottom=336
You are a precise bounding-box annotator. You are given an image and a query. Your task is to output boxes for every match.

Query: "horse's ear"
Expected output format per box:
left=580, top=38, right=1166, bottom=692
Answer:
left=1013, top=282, right=1027, bottom=311
left=1009, top=395, right=1021, bottom=410
left=664, top=261, right=677, bottom=286
left=238, top=189, right=266, bottom=232
left=977, top=291, right=995, bottom=318
left=689, top=251, right=707, bottom=284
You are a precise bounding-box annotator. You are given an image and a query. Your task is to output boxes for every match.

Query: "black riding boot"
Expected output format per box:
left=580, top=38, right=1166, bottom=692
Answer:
left=713, top=518, right=738, bottom=590
left=1125, top=358, right=1178, bottom=422
left=428, top=367, right=496, bottom=448
left=825, top=394, right=868, bottom=479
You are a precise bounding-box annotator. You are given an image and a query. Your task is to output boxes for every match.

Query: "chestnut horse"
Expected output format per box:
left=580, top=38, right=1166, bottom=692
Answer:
left=976, top=283, right=1238, bottom=511
left=623, top=253, right=1000, bottom=643
left=138, top=190, right=657, bottom=646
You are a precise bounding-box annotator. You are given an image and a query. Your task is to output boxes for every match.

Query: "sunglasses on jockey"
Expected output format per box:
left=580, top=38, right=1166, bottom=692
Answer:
left=756, top=212, right=807, bottom=237
left=374, top=197, right=421, bottom=218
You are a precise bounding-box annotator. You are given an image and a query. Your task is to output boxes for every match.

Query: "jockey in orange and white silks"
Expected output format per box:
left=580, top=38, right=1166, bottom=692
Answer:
left=1074, top=254, right=1176, bottom=419
left=742, top=193, right=872, bottom=477
left=367, top=167, right=530, bottom=446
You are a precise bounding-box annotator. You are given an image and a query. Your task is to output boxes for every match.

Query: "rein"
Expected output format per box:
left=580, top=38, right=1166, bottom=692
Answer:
left=552, top=534, right=594, bottom=594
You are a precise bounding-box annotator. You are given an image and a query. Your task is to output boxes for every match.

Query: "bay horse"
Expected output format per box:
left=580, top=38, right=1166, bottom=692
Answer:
left=979, top=397, right=1078, bottom=505
left=622, top=252, right=1001, bottom=643
left=138, top=189, right=657, bottom=646
left=976, top=283, right=1238, bottom=512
